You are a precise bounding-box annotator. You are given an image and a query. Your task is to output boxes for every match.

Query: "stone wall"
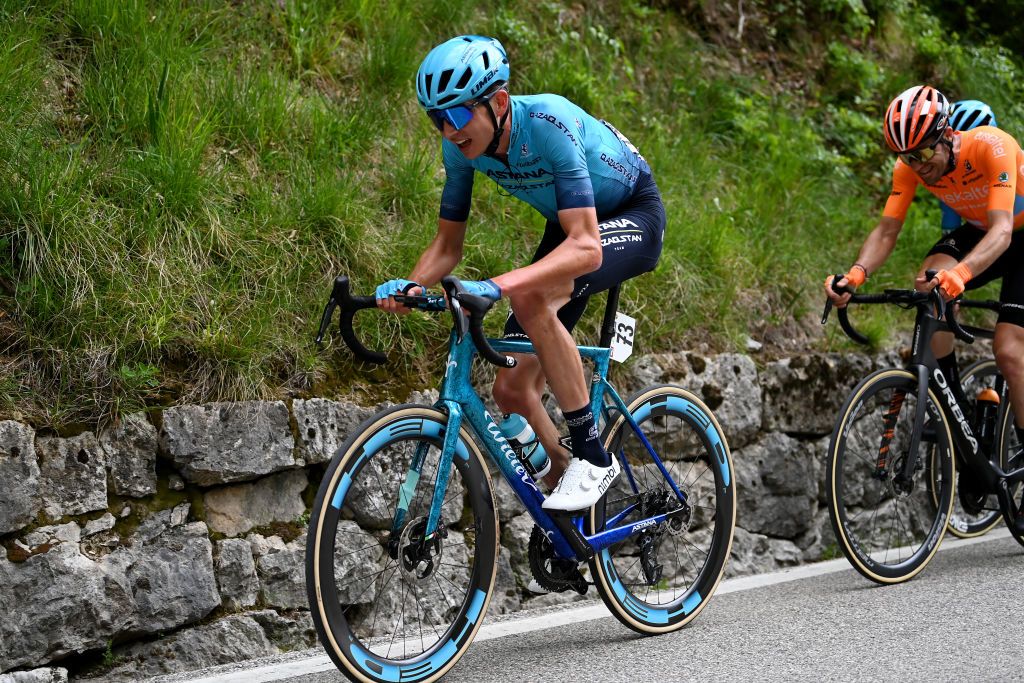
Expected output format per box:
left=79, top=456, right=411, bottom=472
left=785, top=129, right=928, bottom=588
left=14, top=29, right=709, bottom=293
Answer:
left=0, top=349, right=937, bottom=679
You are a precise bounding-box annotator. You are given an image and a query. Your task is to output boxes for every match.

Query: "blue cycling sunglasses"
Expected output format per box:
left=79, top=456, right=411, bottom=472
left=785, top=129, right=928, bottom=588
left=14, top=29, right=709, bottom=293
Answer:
left=426, top=90, right=499, bottom=132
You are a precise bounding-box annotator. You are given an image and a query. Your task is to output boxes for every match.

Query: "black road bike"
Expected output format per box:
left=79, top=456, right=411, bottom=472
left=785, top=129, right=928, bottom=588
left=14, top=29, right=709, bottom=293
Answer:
left=823, top=274, right=1024, bottom=584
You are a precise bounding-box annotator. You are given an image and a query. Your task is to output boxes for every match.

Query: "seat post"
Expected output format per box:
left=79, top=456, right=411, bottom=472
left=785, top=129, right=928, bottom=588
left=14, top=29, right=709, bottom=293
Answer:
left=598, top=284, right=621, bottom=349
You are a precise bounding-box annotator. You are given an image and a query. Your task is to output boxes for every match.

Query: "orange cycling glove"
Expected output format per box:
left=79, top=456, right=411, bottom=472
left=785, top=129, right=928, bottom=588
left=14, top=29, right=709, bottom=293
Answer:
left=844, top=264, right=867, bottom=288
left=824, top=264, right=866, bottom=295
left=934, top=263, right=973, bottom=298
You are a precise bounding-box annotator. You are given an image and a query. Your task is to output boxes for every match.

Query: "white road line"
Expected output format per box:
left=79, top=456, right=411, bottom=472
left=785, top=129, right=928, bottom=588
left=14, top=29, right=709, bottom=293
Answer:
left=183, top=528, right=1011, bottom=683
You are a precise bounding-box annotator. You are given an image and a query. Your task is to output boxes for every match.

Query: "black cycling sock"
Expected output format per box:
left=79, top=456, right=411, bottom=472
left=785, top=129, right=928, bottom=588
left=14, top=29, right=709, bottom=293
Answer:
left=562, top=405, right=610, bottom=467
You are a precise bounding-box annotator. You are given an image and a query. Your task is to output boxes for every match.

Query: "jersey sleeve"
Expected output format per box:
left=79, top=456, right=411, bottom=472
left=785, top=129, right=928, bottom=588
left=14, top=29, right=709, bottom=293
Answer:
left=527, top=103, right=595, bottom=212
left=882, top=161, right=918, bottom=222
left=439, top=140, right=475, bottom=222
left=978, top=129, right=1018, bottom=216
left=939, top=201, right=962, bottom=231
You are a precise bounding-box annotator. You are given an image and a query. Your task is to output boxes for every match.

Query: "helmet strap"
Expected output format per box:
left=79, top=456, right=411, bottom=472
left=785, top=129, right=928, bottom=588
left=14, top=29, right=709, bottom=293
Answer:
left=483, top=95, right=510, bottom=158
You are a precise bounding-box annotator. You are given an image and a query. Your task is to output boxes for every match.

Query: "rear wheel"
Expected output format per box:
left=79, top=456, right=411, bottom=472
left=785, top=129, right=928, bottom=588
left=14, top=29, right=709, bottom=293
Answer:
left=589, top=385, right=736, bottom=634
left=996, top=391, right=1024, bottom=548
left=931, top=359, right=1003, bottom=538
left=827, top=369, right=954, bottom=584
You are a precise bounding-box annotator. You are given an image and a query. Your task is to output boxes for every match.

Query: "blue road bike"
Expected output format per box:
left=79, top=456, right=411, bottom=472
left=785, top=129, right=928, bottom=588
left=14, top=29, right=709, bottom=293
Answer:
left=307, top=275, right=737, bottom=683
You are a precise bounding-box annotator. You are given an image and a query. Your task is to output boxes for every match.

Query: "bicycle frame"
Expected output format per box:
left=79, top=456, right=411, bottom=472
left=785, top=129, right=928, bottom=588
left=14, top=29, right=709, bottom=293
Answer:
left=393, top=330, right=698, bottom=564
left=896, top=305, right=1024, bottom=491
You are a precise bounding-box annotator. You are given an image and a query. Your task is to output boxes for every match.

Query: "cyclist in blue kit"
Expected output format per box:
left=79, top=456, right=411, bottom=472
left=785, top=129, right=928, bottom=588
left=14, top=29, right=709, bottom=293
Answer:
left=376, top=35, right=666, bottom=511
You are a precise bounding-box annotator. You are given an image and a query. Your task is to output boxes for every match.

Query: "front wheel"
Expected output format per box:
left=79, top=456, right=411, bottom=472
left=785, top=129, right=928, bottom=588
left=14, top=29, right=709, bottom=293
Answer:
left=589, top=385, right=736, bottom=634
left=827, top=369, right=955, bottom=584
left=306, top=405, right=499, bottom=683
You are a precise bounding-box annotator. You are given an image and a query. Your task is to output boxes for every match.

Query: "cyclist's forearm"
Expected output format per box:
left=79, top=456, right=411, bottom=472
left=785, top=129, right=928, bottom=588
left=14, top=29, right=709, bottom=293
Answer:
left=409, top=251, right=460, bottom=287
left=494, top=234, right=600, bottom=296
left=959, top=211, right=1012, bottom=278
left=493, top=208, right=601, bottom=296
left=409, top=219, right=467, bottom=286
left=852, top=217, right=902, bottom=276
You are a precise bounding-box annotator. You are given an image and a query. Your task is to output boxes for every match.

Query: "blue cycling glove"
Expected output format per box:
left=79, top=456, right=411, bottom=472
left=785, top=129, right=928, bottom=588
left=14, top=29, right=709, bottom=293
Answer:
left=375, top=279, right=421, bottom=300
left=461, top=279, right=502, bottom=301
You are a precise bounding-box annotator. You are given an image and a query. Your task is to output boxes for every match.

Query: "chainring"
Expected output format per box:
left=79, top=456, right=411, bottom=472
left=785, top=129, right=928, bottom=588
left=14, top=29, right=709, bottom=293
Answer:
left=527, top=525, right=588, bottom=595
left=957, top=471, right=988, bottom=516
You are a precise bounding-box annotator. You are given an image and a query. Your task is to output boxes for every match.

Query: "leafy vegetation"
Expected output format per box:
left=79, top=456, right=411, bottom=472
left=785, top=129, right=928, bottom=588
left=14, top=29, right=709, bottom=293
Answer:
left=1, top=0, right=1022, bottom=426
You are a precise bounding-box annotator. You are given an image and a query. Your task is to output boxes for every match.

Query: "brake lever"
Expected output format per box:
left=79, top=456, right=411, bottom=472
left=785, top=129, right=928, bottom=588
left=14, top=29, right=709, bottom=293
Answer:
left=821, top=274, right=849, bottom=325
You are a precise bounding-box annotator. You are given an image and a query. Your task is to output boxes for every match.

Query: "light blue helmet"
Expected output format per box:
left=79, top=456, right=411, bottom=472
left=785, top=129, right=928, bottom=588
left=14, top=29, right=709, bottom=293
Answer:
left=949, top=100, right=997, bottom=131
left=416, top=35, right=509, bottom=110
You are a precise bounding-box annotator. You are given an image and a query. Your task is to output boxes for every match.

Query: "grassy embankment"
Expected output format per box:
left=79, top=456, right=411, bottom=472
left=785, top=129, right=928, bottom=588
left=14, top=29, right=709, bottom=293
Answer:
left=1, top=0, right=1022, bottom=426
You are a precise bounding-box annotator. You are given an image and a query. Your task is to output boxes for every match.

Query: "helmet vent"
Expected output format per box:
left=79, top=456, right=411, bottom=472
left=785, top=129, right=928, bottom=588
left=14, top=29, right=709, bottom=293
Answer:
left=437, top=94, right=457, bottom=106
left=455, top=66, right=472, bottom=90
left=481, top=51, right=490, bottom=70
left=424, top=73, right=433, bottom=96
left=438, top=68, right=454, bottom=93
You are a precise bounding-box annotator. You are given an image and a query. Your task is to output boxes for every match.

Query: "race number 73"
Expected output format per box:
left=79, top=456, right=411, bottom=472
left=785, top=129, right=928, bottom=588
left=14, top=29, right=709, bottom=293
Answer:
left=610, top=312, right=636, bottom=363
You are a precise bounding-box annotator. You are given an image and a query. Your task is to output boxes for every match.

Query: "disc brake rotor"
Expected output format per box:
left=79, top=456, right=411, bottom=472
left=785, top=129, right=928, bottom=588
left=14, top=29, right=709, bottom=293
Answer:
left=397, top=517, right=446, bottom=580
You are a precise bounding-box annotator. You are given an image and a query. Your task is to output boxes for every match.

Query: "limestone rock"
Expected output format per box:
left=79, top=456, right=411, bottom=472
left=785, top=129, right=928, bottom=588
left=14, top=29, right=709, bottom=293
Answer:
left=23, top=522, right=81, bottom=548
left=293, top=398, right=374, bottom=464
left=0, top=668, right=68, bottom=682
left=86, top=615, right=277, bottom=681
left=104, top=512, right=220, bottom=636
left=733, top=432, right=820, bottom=539
left=486, top=546, right=521, bottom=617
left=623, top=353, right=762, bottom=450
left=204, top=469, right=308, bottom=537
left=82, top=514, right=116, bottom=537
left=0, top=421, right=40, bottom=535
left=761, top=353, right=873, bottom=435
left=489, top=471, right=526, bottom=523
left=215, top=538, right=258, bottom=610
left=0, top=543, right=134, bottom=671
left=160, top=401, right=296, bottom=485
left=253, top=532, right=307, bottom=610
left=249, top=610, right=317, bottom=652
left=97, top=413, right=158, bottom=498
left=36, top=432, right=107, bottom=520
left=726, top=527, right=778, bottom=577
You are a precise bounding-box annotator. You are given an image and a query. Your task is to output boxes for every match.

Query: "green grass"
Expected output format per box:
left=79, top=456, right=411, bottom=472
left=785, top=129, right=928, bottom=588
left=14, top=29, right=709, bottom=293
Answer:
left=0, top=0, right=1021, bottom=426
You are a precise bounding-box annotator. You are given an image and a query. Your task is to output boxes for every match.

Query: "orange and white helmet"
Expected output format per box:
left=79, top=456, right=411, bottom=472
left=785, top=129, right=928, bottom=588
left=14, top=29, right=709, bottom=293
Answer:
left=882, top=85, right=950, bottom=153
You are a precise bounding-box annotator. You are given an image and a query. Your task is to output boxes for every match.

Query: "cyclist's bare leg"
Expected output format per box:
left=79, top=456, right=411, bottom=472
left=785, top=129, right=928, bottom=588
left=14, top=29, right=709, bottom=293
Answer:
left=994, top=322, right=1024, bottom=431
left=918, top=253, right=957, bottom=359
left=502, top=281, right=598, bottom=470
left=494, top=358, right=570, bottom=488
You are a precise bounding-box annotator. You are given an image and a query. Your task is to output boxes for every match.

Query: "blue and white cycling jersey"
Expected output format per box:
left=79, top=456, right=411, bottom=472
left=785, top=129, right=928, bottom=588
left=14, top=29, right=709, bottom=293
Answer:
left=439, top=94, right=650, bottom=223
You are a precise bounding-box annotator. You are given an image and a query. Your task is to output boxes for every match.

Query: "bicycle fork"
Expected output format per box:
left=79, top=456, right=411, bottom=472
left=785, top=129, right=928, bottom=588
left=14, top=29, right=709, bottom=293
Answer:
left=876, top=367, right=931, bottom=491
left=388, top=402, right=464, bottom=548
left=874, top=389, right=906, bottom=480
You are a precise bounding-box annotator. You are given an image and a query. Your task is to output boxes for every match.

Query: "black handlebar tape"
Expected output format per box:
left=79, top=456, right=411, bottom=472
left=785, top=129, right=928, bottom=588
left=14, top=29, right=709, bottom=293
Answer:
left=944, top=298, right=976, bottom=344
left=836, top=305, right=871, bottom=345
left=441, top=276, right=517, bottom=369
left=326, top=276, right=387, bottom=364
left=821, top=274, right=849, bottom=324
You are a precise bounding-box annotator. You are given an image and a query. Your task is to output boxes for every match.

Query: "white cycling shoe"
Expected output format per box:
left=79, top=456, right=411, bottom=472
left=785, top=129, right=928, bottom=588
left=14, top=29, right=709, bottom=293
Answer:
left=542, top=457, right=620, bottom=512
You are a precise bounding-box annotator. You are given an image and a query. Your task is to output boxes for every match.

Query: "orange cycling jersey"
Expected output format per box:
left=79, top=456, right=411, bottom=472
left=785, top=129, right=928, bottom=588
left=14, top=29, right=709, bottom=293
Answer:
left=883, top=126, right=1024, bottom=230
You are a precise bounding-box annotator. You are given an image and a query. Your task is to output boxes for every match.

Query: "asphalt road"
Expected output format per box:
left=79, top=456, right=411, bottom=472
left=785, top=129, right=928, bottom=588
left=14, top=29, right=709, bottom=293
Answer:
left=168, top=531, right=1024, bottom=683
